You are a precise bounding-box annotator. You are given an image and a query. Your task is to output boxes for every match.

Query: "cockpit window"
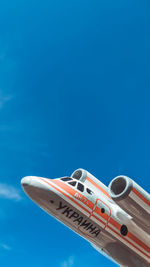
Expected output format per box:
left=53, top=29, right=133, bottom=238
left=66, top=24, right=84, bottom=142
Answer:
left=77, top=182, right=84, bottom=192
left=61, top=177, right=73, bottom=182
left=86, top=188, right=93, bottom=195
left=68, top=181, right=77, bottom=187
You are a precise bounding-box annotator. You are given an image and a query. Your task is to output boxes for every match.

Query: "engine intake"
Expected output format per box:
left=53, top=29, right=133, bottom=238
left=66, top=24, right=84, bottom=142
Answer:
left=109, top=176, right=150, bottom=233
left=71, top=169, right=87, bottom=182
left=109, top=176, right=133, bottom=200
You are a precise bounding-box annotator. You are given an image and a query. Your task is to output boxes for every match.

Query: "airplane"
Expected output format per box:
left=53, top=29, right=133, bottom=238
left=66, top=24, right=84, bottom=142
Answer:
left=21, top=168, right=150, bottom=266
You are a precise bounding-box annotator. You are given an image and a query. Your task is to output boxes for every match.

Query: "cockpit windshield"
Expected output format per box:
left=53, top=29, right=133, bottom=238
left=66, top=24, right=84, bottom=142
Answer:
left=77, top=182, right=84, bottom=192
left=61, top=177, right=73, bottom=182
left=68, top=181, right=77, bottom=187
left=60, top=178, right=93, bottom=195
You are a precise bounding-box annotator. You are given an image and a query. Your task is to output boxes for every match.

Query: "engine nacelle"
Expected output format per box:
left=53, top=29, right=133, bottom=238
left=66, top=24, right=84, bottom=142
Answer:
left=108, top=176, right=150, bottom=233
left=71, top=168, right=87, bottom=182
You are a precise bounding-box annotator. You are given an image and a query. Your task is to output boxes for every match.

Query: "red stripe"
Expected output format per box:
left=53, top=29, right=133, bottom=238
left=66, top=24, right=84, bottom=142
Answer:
left=52, top=180, right=94, bottom=210
left=92, top=214, right=105, bottom=226
left=109, top=218, right=150, bottom=254
left=109, top=217, right=120, bottom=230
left=107, top=224, right=150, bottom=259
left=93, top=212, right=150, bottom=258
left=40, top=178, right=91, bottom=215
left=132, top=187, right=150, bottom=206
left=38, top=178, right=150, bottom=259
left=94, top=206, right=108, bottom=221
left=127, top=232, right=150, bottom=253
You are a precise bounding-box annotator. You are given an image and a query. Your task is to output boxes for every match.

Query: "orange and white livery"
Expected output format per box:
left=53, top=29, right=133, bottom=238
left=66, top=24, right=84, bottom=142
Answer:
left=21, top=169, right=150, bottom=267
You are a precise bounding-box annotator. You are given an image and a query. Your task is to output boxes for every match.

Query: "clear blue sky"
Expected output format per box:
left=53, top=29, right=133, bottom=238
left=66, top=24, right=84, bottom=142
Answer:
left=0, top=0, right=150, bottom=266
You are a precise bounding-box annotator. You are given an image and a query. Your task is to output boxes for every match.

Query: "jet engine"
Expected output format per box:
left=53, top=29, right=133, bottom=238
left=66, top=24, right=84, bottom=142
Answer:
left=108, top=176, right=150, bottom=233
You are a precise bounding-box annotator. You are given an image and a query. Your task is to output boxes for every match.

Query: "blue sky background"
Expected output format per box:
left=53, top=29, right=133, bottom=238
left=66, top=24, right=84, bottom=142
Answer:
left=0, top=0, right=150, bottom=266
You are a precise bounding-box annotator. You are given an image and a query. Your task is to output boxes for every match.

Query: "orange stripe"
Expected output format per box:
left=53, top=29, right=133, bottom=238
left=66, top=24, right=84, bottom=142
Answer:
left=40, top=178, right=91, bottom=215
left=94, top=214, right=150, bottom=258
left=107, top=225, right=150, bottom=259
left=38, top=178, right=150, bottom=258
left=52, top=180, right=150, bottom=256
left=127, top=232, right=150, bottom=253
left=52, top=180, right=94, bottom=210
left=109, top=217, right=120, bottom=230
left=55, top=181, right=109, bottom=223
left=109, top=218, right=150, bottom=254
left=85, top=178, right=150, bottom=256
left=92, top=214, right=105, bottom=226
left=86, top=177, right=110, bottom=198
left=49, top=180, right=107, bottom=235
left=132, top=187, right=150, bottom=206
left=94, top=206, right=108, bottom=221
left=95, top=198, right=111, bottom=219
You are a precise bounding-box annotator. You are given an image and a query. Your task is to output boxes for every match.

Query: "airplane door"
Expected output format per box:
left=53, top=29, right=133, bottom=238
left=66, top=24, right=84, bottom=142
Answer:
left=90, top=199, right=111, bottom=229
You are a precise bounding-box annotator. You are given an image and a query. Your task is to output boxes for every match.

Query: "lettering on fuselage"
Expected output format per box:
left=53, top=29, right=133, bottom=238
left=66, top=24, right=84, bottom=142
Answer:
left=56, top=201, right=101, bottom=237
left=74, top=192, right=89, bottom=205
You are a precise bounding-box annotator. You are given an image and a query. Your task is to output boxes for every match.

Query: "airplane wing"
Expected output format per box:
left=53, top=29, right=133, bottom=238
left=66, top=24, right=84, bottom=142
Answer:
left=91, top=243, right=120, bottom=266
left=91, top=241, right=149, bottom=267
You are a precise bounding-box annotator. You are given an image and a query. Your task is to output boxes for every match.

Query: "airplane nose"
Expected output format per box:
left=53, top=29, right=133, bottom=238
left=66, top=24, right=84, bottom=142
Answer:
left=21, top=176, right=55, bottom=203
left=21, top=176, right=32, bottom=187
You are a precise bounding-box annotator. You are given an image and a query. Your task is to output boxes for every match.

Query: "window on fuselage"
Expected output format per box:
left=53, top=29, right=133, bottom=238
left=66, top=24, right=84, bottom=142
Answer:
left=86, top=188, right=93, bottom=195
left=61, top=177, right=73, bottom=182
left=77, top=182, right=84, bottom=192
left=68, top=181, right=77, bottom=187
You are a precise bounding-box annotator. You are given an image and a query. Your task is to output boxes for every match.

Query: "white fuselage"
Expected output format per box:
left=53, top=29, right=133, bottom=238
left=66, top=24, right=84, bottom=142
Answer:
left=21, top=176, right=150, bottom=267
